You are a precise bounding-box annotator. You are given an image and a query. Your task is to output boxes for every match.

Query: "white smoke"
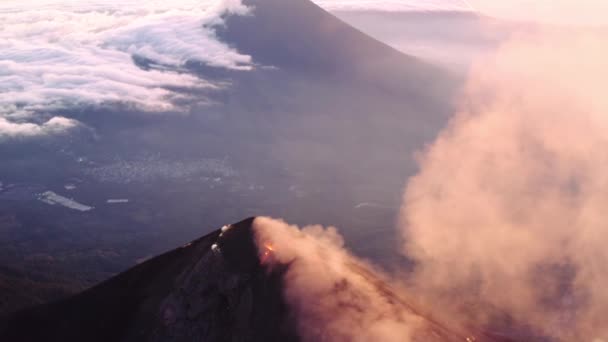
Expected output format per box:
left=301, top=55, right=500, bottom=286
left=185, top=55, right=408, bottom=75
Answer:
left=253, top=217, right=472, bottom=342
left=0, top=0, right=252, bottom=139
left=400, top=29, right=608, bottom=341
left=252, top=3, right=608, bottom=341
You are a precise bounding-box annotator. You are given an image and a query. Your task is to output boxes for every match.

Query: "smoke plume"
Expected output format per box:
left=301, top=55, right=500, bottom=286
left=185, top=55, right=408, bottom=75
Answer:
left=253, top=217, right=468, bottom=342
left=400, top=28, right=608, bottom=340
left=253, top=26, right=608, bottom=342
left=250, top=4, right=608, bottom=341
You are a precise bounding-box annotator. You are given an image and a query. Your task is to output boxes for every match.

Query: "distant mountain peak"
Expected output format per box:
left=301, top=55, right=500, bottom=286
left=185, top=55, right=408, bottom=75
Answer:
left=216, top=0, right=433, bottom=74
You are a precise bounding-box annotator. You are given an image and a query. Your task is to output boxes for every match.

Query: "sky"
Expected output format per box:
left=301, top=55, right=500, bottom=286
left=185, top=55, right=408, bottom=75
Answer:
left=467, top=0, right=608, bottom=26
left=311, top=0, right=472, bottom=12
left=313, top=0, right=608, bottom=26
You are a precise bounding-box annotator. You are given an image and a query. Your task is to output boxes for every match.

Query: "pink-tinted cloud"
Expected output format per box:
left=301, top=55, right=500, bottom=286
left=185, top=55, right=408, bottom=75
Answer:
left=253, top=217, right=473, bottom=341
left=400, top=28, right=608, bottom=341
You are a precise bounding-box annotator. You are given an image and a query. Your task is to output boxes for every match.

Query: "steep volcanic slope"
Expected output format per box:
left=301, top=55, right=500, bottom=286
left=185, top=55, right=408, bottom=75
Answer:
left=0, top=218, right=506, bottom=342
left=0, top=218, right=298, bottom=342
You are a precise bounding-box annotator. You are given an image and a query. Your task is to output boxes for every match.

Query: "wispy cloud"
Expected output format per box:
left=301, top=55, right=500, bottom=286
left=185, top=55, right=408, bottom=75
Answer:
left=0, top=0, right=252, bottom=139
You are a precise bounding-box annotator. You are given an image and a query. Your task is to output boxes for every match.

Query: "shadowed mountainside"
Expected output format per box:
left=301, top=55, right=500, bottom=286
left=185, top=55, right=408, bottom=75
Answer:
left=0, top=218, right=299, bottom=342
left=217, top=0, right=445, bottom=81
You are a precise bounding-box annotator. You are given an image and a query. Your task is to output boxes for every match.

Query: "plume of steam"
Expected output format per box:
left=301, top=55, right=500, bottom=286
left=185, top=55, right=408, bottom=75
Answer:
left=250, top=4, right=608, bottom=342
left=253, top=217, right=466, bottom=342
left=400, top=28, right=608, bottom=340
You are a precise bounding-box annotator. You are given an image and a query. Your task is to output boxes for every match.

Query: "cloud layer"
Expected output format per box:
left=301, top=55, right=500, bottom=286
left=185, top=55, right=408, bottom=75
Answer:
left=0, top=0, right=252, bottom=139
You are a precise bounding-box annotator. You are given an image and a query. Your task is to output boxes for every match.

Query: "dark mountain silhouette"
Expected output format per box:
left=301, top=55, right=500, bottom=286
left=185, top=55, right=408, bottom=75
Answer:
left=0, top=218, right=516, bottom=342
left=0, top=218, right=299, bottom=342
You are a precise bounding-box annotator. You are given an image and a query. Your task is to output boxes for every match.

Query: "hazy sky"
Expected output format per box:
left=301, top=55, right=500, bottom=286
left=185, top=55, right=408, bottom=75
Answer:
left=3, top=1, right=606, bottom=26
left=313, top=0, right=608, bottom=26
left=312, top=0, right=472, bottom=12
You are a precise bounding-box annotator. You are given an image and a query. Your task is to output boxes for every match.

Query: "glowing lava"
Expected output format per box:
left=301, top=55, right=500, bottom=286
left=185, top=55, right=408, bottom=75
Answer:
left=260, top=243, right=275, bottom=264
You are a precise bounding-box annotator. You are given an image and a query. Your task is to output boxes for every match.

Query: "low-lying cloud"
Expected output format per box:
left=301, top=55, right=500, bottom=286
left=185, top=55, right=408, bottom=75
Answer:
left=0, top=116, right=78, bottom=139
left=0, top=0, right=252, bottom=139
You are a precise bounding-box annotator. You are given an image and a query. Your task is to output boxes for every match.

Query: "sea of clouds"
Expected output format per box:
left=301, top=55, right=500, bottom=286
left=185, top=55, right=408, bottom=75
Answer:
left=0, top=0, right=252, bottom=139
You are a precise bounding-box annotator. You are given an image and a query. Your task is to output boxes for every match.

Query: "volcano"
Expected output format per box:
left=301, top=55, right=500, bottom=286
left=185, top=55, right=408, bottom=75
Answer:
left=0, top=218, right=297, bottom=341
left=0, top=218, right=510, bottom=342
